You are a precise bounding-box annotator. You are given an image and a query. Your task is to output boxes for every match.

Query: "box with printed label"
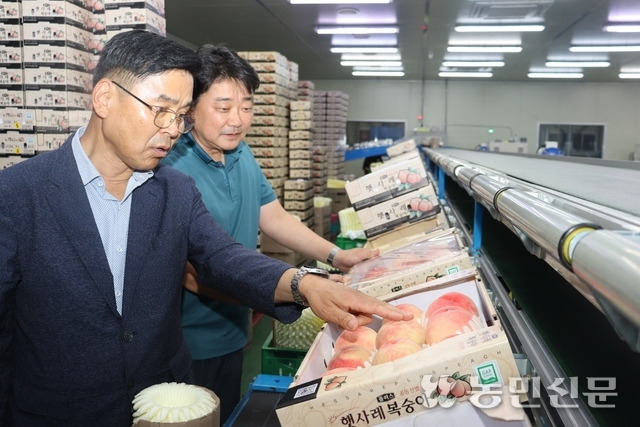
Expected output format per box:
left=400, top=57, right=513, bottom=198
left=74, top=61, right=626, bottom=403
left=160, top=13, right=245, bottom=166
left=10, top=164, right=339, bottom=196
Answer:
left=0, top=89, right=24, bottom=107
left=284, top=179, right=313, bottom=191
left=0, top=1, right=20, bottom=20
left=276, top=270, right=527, bottom=426
left=0, top=67, right=22, bottom=85
left=105, top=6, right=166, bottom=35
left=36, top=132, right=69, bottom=152
left=0, top=131, right=36, bottom=155
left=346, top=154, right=430, bottom=210
left=0, top=22, right=21, bottom=41
left=0, top=45, right=22, bottom=65
left=364, top=211, right=449, bottom=250
left=357, top=186, right=440, bottom=238
left=386, top=138, right=417, bottom=157
left=0, top=108, right=35, bottom=131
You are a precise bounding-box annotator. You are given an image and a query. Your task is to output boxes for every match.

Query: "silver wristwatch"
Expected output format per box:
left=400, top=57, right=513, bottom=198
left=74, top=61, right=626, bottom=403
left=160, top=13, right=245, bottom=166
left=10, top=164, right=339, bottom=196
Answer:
left=291, top=266, right=330, bottom=306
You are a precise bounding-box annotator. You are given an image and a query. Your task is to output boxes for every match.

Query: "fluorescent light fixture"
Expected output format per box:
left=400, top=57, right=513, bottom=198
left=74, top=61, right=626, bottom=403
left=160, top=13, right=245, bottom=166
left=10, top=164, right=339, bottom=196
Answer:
left=331, top=46, right=398, bottom=53
left=352, top=71, right=405, bottom=77
left=619, top=73, right=640, bottom=79
left=455, top=25, right=544, bottom=32
left=341, top=60, right=402, bottom=66
left=442, top=60, right=505, bottom=67
left=447, top=46, right=522, bottom=53
left=438, top=71, right=493, bottom=78
left=604, top=23, right=640, bottom=33
left=528, top=72, right=583, bottom=79
left=290, top=1, right=391, bottom=4
left=570, top=45, right=640, bottom=52
left=545, top=61, right=610, bottom=68
left=316, top=26, right=398, bottom=35
left=353, top=66, right=404, bottom=72
left=341, top=53, right=401, bottom=60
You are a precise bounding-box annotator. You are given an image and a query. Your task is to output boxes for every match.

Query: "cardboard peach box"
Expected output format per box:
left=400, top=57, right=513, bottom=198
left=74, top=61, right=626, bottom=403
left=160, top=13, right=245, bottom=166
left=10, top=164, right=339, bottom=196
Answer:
left=364, top=211, right=450, bottom=249
left=276, top=271, right=526, bottom=426
left=356, top=185, right=441, bottom=238
left=345, top=153, right=430, bottom=210
left=386, top=138, right=417, bottom=157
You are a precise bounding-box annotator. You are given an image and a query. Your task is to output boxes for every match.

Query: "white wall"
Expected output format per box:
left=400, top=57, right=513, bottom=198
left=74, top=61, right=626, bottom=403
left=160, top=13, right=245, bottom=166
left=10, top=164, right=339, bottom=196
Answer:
left=314, top=79, right=640, bottom=161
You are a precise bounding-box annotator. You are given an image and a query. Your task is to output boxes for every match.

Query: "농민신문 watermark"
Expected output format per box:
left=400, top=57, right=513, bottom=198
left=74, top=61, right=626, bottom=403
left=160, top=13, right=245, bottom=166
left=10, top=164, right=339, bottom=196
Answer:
left=422, top=374, right=617, bottom=410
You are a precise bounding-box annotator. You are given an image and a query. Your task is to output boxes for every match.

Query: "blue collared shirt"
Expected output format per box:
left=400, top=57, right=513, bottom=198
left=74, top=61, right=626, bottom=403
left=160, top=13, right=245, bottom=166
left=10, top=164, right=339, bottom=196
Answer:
left=71, top=127, right=153, bottom=314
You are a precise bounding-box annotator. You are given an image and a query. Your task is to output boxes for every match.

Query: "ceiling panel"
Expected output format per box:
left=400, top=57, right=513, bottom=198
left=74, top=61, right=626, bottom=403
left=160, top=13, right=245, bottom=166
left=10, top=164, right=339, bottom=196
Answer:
left=165, top=0, right=640, bottom=82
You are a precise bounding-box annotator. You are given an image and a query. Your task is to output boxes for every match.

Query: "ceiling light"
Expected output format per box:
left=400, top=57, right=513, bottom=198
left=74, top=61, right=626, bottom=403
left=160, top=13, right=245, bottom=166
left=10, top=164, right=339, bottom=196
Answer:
left=438, top=71, right=493, bottom=78
left=341, top=53, right=401, bottom=60
left=316, top=26, right=399, bottom=35
left=455, top=25, right=545, bottom=32
left=545, top=61, right=610, bottom=68
left=442, top=61, right=505, bottom=67
left=619, top=73, right=640, bottom=79
left=353, top=66, right=404, bottom=72
left=331, top=46, right=398, bottom=53
left=289, top=1, right=391, bottom=4
left=570, top=45, right=640, bottom=52
left=341, top=60, right=402, bottom=66
left=604, top=23, right=640, bottom=33
left=352, top=71, right=405, bottom=77
left=447, top=46, right=522, bottom=53
left=528, top=72, right=584, bottom=79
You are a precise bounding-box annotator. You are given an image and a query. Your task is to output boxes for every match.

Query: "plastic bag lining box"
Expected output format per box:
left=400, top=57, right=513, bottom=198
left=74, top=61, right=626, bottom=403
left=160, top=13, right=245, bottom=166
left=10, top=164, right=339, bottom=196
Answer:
left=275, top=270, right=527, bottom=426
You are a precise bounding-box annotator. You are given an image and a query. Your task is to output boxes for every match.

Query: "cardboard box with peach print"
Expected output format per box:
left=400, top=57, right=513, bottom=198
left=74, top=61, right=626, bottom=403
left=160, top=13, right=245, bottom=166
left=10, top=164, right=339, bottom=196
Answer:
left=276, top=270, right=528, bottom=426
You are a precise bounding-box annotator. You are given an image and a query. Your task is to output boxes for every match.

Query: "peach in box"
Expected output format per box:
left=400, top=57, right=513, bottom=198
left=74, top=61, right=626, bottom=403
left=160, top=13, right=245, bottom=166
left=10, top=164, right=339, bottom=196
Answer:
left=425, top=306, right=483, bottom=345
left=372, top=337, right=422, bottom=365
left=382, top=303, right=423, bottom=325
left=426, top=291, right=479, bottom=317
left=333, top=325, right=377, bottom=352
left=326, top=344, right=372, bottom=371
left=376, top=319, right=426, bottom=348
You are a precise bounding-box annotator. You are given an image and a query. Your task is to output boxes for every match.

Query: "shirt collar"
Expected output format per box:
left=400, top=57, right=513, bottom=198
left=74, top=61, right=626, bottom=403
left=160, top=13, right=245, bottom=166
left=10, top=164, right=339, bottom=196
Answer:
left=72, top=126, right=154, bottom=188
left=184, top=131, right=243, bottom=167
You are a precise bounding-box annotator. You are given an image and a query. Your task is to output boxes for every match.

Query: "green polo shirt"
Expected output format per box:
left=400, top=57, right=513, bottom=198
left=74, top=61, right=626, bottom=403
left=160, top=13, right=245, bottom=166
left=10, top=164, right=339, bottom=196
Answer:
left=163, top=133, right=276, bottom=359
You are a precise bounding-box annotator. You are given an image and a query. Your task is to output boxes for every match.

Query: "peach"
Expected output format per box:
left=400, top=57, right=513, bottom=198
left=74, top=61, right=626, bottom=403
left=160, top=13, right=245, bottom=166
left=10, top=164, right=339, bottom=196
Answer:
left=426, top=292, right=479, bottom=318
left=425, top=307, right=478, bottom=345
left=334, top=326, right=378, bottom=352
left=327, top=344, right=372, bottom=371
left=376, top=320, right=426, bottom=348
left=372, top=338, right=423, bottom=365
left=381, top=303, right=423, bottom=326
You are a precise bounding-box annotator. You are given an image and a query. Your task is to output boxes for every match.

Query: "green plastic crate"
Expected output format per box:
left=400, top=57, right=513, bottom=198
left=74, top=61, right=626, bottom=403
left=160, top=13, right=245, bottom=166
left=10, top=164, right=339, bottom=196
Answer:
left=336, top=234, right=367, bottom=250
left=261, top=332, right=307, bottom=377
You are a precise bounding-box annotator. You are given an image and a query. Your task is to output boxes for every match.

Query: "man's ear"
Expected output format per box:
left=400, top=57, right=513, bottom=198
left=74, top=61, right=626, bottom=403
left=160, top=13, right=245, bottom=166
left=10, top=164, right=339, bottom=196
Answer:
left=92, top=78, right=113, bottom=119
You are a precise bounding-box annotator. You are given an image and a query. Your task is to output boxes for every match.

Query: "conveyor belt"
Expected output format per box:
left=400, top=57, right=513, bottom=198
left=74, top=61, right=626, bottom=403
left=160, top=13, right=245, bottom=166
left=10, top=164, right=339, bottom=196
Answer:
left=436, top=148, right=640, bottom=217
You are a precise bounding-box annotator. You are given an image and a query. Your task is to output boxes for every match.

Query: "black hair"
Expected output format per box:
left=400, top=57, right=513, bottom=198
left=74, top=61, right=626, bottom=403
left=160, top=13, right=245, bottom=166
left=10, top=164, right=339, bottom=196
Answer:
left=92, top=30, right=200, bottom=87
left=193, top=44, right=260, bottom=103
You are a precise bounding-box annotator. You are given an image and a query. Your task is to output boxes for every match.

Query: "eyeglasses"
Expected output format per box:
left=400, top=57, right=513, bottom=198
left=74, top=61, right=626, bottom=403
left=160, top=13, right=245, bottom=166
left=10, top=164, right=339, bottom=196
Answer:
left=112, top=81, right=194, bottom=134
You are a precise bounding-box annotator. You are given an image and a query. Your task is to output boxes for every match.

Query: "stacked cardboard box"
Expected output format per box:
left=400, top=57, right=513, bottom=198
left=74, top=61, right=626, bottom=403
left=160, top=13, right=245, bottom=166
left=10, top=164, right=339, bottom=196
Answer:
left=241, top=50, right=295, bottom=200
left=288, top=99, right=314, bottom=182
left=283, top=178, right=314, bottom=228
left=313, top=90, right=347, bottom=181
left=346, top=150, right=441, bottom=238
left=104, top=0, right=166, bottom=39
left=0, top=0, right=102, bottom=158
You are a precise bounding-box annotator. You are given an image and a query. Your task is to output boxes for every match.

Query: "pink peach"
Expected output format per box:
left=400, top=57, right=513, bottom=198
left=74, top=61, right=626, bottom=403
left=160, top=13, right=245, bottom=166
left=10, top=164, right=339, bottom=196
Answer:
left=376, top=320, right=426, bottom=348
left=334, top=326, right=378, bottom=352
left=327, top=344, right=372, bottom=371
left=382, top=303, right=423, bottom=326
left=426, top=292, right=479, bottom=318
left=425, top=307, right=477, bottom=345
left=372, top=338, right=423, bottom=365
left=323, top=367, right=356, bottom=377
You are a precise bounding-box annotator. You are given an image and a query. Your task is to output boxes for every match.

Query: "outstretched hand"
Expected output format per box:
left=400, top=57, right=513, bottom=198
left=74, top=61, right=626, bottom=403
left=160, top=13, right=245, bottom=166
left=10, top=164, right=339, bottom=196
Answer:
left=300, top=275, right=413, bottom=331
left=332, top=247, right=380, bottom=273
